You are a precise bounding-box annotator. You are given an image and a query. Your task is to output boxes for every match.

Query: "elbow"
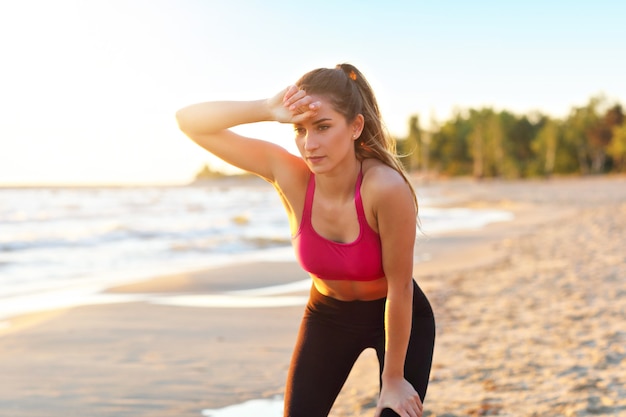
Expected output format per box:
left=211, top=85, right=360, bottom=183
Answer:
left=176, top=106, right=215, bottom=138
left=175, top=108, right=192, bottom=135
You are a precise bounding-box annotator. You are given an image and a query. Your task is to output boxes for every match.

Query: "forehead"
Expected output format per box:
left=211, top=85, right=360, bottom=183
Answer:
left=308, top=94, right=344, bottom=119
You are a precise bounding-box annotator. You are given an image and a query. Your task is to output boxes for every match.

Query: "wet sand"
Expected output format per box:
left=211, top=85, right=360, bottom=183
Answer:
left=0, top=175, right=625, bottom=417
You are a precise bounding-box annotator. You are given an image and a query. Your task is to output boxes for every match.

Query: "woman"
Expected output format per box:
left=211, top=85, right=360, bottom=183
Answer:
left=176, top=63, right=435, bottom=417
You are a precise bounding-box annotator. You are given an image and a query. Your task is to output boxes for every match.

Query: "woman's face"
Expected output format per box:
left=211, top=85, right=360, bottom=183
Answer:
left=293, top=95, right=362, bottom=174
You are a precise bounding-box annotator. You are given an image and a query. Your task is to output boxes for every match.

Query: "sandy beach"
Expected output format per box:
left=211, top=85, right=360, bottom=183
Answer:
left=1, top=175, right=625, bottom=417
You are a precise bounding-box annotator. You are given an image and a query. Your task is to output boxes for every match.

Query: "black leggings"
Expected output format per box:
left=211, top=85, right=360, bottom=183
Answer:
left=284, top=280, right=435, bottom=417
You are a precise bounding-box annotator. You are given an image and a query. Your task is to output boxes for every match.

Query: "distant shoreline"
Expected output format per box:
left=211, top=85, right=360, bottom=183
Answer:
left=0, top=174, right=267, bottom=190
left=3, top=172, right=625, bottom=190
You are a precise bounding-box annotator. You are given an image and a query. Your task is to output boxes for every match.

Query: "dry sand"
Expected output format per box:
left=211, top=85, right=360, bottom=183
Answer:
left=332, top=175, right=626, bottom=417
left=1, top=175, right=625, bottom=417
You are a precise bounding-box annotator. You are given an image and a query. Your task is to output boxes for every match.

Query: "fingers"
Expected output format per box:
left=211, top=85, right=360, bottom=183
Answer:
left=375, top=407, right=420, bottom=417
left=286, top=93, right=310, bottom=113
left=282, top=85, right=305, bottom=108
left=410, top=400, right=423, bottom=417
left=282, top=85, right=299, bottom=103
left=290, top=107, right=318, bottom=124
left=282, top=86, right=319, bottom=114
left=411, top=393, right=423, bottom=417
left=376, top=396, right=423, bottom=417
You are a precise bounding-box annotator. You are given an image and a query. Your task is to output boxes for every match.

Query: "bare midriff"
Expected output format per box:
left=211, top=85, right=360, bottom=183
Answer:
left=311, top=275, right=388, bottom=301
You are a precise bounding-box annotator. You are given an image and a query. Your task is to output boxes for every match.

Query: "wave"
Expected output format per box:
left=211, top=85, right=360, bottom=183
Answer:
left=0, top=223, right=238, bottom=253
left=0, top=186, right=514, bottom=322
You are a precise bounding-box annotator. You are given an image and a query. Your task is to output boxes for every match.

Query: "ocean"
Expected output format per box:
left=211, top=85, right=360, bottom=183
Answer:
left=0, top=181, right=512, bottom=321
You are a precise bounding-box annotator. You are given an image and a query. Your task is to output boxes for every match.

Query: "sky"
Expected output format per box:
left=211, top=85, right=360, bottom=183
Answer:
left=1, top=0, right=625, bottom=185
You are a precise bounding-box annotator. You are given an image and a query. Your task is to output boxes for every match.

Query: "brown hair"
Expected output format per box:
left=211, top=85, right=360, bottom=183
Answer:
left=295, top=63, right=418, bottom=212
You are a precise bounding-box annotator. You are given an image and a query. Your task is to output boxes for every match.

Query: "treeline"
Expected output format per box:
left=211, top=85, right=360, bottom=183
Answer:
left=193, top=163, right=256, bottom=182
left=194, top=164, right=227, bottom=180
left=397, top=95, right=626, bottom=178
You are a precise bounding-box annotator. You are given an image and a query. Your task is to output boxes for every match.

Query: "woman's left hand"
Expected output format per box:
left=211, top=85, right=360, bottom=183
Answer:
left=374, top=376, right=423, bottom=417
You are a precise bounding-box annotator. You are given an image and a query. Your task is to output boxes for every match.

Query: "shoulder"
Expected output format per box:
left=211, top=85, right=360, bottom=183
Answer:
left=361, top=159, right=413, bottom=204
left=273, top=152, right=309, bottom=184
left=361, top=159, right=417, bottom=243
left=271, top=156, right=311, bottom=212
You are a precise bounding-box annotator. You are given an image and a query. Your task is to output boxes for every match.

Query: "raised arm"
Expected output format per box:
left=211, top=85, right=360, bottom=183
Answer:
left=175, top=86, right=319, bottom=182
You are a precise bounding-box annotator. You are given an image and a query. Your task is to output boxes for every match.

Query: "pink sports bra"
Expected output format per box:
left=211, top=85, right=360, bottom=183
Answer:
left=291, top=170, right=385, bottom=281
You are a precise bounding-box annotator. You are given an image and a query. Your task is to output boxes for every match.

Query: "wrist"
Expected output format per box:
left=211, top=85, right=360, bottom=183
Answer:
left=257, top=99, right=274, bottom=122
left=381, top=369, right=404, bottom=383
